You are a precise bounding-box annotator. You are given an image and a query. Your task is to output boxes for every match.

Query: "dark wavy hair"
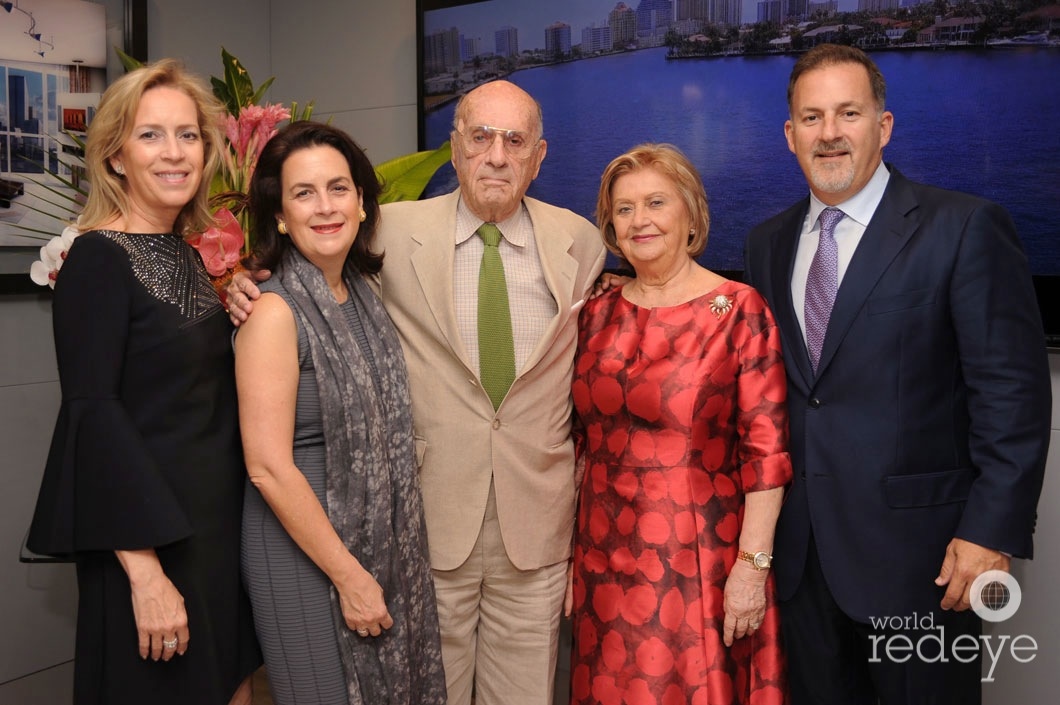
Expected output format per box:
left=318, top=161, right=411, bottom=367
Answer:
left=245, top=121, right=383, bottom=275
left=787, top=44, right=887, bottom=115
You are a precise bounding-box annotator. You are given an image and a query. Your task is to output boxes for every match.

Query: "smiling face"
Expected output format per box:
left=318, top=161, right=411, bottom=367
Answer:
left=279, top=145, right=363, bottom=271
left=451, top=81, right=546, bottom=223
left=110, top=86, right=204, bottom=232
left=610, top=166, right=693, bottom=276
left=785, top=62, right=893, bottom=206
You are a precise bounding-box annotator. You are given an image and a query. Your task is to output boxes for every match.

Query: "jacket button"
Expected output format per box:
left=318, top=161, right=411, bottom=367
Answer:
left=492, top=419, right=501, bottom=430
left=808, top=398, right=821, bottom=409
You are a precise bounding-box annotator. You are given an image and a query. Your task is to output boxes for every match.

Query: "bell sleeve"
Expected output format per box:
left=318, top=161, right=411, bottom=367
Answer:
left=27, top=234, right=192, bottom=557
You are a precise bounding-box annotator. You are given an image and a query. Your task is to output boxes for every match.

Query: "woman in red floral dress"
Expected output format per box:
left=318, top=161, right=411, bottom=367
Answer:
left=570, top=144, right=792, bottom=705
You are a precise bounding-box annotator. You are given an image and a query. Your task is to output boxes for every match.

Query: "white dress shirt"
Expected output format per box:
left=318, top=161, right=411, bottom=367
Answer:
left=453, top=198, right=557, bottom=375
left=791, top=161, right=891, bottom=347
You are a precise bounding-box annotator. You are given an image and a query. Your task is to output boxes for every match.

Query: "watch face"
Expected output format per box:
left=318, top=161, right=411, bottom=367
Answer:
left=753, top=552, right=771, bottom=569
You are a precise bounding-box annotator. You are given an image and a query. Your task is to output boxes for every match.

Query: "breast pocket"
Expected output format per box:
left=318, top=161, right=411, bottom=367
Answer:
left=867, top=287, right=936, bottom=316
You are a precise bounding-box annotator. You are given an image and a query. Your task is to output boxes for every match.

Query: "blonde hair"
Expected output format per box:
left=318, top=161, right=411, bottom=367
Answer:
left=79, top=58, right=226, bottom=235
left=596, top=143, right=711, bottom=260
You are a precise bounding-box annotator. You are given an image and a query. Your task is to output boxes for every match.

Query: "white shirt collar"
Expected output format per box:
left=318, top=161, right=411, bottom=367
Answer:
left=806, top=160, right=891, bottom=229
left=455, top=197, right=529, bottom=247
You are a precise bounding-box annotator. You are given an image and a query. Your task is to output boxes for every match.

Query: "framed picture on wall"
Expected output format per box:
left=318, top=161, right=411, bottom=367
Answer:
left=0, top=0, right=109, bottom=294
left=0, top=0, right=107, bottom=249
left=417, top=0, right=1060, bottom=343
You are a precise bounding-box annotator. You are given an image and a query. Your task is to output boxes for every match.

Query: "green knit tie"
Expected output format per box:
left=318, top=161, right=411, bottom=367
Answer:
left=477, top=223, right=515, bottom=410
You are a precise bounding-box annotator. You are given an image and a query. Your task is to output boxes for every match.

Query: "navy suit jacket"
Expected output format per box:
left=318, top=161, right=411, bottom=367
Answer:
left=744, top=166, right=1051, bottom=621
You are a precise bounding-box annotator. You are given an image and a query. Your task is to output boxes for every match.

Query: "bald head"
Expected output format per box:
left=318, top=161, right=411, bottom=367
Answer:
left=453, top=81, right=543, bottom=140
left=449, top=80, right=548, bottom=223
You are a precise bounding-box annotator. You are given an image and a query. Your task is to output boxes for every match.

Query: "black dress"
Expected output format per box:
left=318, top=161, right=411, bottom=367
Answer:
left=27, top=230, right=261, bottom=705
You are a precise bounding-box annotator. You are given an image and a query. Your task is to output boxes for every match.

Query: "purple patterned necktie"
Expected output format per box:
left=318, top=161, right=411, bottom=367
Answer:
left=805, top=207, right=845, bottom=372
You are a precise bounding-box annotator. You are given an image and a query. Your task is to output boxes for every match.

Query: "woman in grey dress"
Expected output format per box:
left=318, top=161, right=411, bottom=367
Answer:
left=235, top=122, right=445, bottom=705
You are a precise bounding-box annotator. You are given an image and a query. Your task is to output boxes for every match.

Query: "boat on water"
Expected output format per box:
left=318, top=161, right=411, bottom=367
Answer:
left=988, top=32, right=1055, bottom=48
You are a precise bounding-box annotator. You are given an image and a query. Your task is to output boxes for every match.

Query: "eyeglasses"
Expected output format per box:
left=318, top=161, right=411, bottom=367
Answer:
left=455, top=125, right=540, bottom=159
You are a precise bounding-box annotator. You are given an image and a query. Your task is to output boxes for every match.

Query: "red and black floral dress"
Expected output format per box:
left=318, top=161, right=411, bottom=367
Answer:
left=571, top=281, right=791, bottom=705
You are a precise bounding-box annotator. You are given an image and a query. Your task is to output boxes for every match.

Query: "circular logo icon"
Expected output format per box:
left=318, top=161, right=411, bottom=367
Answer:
left=969, top=570, right=1022, bottom=623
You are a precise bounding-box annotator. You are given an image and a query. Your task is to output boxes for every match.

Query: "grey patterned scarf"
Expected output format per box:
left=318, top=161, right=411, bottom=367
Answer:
left=277, top=247, right=446, bottom=705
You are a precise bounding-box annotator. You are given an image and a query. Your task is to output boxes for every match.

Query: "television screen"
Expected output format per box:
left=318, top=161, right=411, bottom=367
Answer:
left=418, top=0, right=1060, bottom=343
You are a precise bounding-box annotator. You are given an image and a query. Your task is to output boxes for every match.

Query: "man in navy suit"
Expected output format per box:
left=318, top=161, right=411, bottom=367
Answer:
left=744, top=44, right=1051, bottom=704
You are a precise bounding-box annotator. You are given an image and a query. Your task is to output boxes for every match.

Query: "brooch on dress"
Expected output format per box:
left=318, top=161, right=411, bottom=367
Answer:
left=709, top=294, right=733, bottom=318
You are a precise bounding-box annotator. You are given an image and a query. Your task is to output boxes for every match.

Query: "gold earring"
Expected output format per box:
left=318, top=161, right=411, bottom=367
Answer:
left=359, top=208, right=367, bottom=223
left=277, top=220, right=288, bottom=235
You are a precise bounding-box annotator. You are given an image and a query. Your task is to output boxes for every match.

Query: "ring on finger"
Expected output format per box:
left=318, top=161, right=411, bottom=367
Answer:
left=356, top=628, right=369, bottom=637
left=162, top=637, right=178, bottom=649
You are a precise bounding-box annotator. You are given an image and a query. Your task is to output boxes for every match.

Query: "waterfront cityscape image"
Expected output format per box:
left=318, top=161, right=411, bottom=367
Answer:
left=421, top=0, right=1060, bottom=275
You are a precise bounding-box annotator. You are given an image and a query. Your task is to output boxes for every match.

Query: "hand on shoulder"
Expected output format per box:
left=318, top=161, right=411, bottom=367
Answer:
left=227, top=268, right=272, bottom=325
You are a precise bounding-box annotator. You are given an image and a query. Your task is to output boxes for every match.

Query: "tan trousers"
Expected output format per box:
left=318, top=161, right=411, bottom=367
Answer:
left=432, top=481, right=568, bottom=705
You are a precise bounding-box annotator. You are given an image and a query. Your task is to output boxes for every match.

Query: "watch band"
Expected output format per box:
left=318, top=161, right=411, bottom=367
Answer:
left=737, top=550, right=772, bottom=570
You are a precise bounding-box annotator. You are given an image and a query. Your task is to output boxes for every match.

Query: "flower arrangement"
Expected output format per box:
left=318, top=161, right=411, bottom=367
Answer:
left=28, top=49, right=452, bottom=292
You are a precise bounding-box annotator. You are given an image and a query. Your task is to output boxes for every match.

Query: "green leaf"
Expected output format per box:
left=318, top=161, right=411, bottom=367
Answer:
left=210, top=76, right=235, bottom=114
left=249, top=76, right=276, bottom=106
left=375, top=142, right=452, bottom=204
left=115, top=46, right=143, bottom=72
left=289, top=100, right=317, bottom=123
left=220, top=47, right=255, bottom=113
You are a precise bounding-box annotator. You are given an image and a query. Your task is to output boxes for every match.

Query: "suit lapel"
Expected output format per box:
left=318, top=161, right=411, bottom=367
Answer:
left=408, top=192, right=472, bottom=367
left=770, top=201, right=816, bottom=391
left=814, top=169, right=920, bottom=377
left=521, top=198, right=578, bottom=374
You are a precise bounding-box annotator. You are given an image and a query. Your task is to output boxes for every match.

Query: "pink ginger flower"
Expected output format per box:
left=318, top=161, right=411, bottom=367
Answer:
left=251, top=104, right=291, bottom=162
left=222, top=103, right=291, bottom=189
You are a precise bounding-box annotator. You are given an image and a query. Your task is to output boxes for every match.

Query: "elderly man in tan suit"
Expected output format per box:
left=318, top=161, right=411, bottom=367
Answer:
left=231, top=81, right=605, bottom=705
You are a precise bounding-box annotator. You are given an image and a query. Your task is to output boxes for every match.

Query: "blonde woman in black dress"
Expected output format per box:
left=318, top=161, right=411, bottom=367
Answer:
left=28, top=59, right=261, bottom=705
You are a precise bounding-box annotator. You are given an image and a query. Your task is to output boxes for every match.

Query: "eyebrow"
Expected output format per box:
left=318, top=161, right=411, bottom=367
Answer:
left=133, top=123, right=200, bottom=131
left=799, top=99, right=864, bottom=113
left=288, top=176, right=353, bottom=190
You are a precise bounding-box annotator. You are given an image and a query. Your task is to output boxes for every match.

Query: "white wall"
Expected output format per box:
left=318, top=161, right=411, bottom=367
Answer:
left=981, top=353, right=1060, bottom=702
left=268, top=1, right=420, bottom=164
left=0, top=293, right=75, bottom=698
left=0, top=0, right=1055, bottom=701
left=147, top=1, right=420, bottom=162
left=146, top=0, right=271, bottom=92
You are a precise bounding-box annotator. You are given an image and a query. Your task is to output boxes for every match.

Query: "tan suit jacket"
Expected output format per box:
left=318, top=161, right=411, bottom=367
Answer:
left=376, top=191, right=606, bottom=571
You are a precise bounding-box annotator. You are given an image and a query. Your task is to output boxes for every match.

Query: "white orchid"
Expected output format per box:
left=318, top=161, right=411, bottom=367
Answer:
left=29, top=225, right=81, bottom=289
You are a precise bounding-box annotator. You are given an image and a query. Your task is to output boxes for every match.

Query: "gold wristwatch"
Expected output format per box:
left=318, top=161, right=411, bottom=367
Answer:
left=737, top=550, right=772, bottom=571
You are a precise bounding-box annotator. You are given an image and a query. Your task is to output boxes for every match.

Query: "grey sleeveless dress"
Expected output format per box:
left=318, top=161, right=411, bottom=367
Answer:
left=240, top=279, right=378, bottom=705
